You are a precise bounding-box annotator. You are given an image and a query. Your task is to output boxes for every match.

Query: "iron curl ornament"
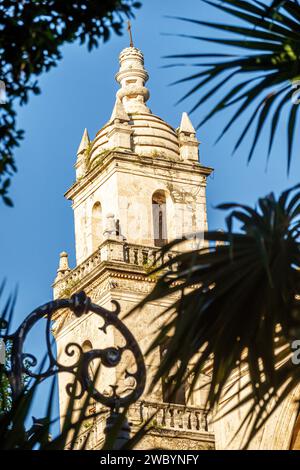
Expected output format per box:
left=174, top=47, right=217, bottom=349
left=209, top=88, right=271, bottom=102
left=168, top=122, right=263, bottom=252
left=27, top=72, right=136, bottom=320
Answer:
left=0, top=291, right=146, bottom=410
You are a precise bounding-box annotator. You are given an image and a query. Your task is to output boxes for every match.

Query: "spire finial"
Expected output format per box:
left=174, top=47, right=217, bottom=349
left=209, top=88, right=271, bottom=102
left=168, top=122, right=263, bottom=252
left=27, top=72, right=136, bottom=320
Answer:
left=127, top=20, right=134, bottom=47
left=116, top=38, right=150, bottom=114
left=77, top=128, right=90, bottom=156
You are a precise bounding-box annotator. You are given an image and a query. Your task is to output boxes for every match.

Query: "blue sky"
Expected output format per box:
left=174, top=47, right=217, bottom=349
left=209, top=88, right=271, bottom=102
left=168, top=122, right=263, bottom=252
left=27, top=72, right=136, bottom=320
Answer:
left=1, top=0, right=299, bottom=425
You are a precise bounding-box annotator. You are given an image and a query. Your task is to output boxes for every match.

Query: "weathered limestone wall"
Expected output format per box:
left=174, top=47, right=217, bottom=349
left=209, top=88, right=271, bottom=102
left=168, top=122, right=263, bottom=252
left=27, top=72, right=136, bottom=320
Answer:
left=53, top=259, right=214, bottom=449
left=69, top=152, right=211, bottom=265
left=54, top=42, right=215, bottom=450
left=213, top=369, right=299, bottom=450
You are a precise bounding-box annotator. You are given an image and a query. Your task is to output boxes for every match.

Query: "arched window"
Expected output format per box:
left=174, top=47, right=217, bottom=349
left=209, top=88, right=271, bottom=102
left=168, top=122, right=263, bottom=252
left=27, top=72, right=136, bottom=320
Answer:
left=160, top=342, right=186, bottom=405
left=152, top=190, right=167, bottom=247
left=92, top=202, right=102, bottom=250
left=82, top=340, right=95, bottom=376
left=82, top=340, right=93, bottom=353
left=82, top=340, right=96, bottom=415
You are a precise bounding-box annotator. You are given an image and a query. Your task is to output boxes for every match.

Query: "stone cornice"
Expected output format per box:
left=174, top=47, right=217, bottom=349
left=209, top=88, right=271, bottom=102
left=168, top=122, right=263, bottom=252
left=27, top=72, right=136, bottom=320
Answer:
left=53, top=240, right=177, bottom=299
left=65, top=151, right=213, bottom=201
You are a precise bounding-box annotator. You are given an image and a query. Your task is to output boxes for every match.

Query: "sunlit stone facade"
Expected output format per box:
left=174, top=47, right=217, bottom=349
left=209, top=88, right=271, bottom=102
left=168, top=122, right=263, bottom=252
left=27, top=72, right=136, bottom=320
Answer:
left=52, top=42, right=299, bottom=450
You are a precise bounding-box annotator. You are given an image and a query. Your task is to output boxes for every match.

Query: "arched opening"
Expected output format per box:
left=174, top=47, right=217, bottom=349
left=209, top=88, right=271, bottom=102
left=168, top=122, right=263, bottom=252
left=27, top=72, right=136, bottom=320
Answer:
left=152, top=190, right=168, bottom=247
left=81, top=340, right=96, bottom=416
left=82, top=340, right=93, bottom=353
left=92, top=202, right=102, bottom=251
left=160, top=342, right=186, bottom=405
left=82, top=340, right=96, bottom=377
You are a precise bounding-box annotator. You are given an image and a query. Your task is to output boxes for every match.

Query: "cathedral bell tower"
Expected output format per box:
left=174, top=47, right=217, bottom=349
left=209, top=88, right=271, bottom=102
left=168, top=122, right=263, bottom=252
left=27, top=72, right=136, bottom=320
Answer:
left=52, top=37, right=214, bottom=450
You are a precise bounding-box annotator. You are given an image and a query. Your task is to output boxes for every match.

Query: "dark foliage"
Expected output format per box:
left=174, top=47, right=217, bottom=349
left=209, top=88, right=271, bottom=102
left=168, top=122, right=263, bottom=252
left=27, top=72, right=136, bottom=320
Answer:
left=132, top=184, right=300, bottom=446
left=0, top=0, right=141, bottom=205
left=165, top=0, right=300, bottom=171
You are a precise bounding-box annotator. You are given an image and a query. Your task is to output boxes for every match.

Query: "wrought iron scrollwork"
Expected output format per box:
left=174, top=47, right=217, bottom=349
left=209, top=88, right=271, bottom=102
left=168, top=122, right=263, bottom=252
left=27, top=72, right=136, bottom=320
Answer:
left=0, top=291, right=146, bottom=410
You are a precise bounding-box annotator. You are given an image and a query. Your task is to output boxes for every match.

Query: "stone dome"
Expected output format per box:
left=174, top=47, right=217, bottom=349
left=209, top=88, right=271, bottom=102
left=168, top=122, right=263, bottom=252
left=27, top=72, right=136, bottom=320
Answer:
left=76, top=46, right=200, bottom=175
left=89, top=112, right=180, bottom=163
left=88, top=45, right=181, bottom=166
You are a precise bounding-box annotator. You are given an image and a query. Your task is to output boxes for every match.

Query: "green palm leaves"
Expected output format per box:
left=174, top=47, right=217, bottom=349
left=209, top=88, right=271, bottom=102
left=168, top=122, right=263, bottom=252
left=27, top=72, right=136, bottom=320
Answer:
left=134, top=185, right=300, bottom=447
left=0, top=0, right=141, bottom=205
left=166, top=0, right=300, bottom=170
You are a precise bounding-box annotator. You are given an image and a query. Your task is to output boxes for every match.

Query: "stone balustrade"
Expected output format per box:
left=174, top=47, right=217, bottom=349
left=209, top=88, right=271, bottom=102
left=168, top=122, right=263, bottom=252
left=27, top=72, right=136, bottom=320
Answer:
left=122, top=242, right=173, bottom=268
left=128, top=400, right=212, bottom=435
left=53, top=247, right=102, bottom=298
left=70, top=400, right=212, bottom=450
left=53, top=239, right=176, bottom=298
left=68, top=414, right=107, bottom=450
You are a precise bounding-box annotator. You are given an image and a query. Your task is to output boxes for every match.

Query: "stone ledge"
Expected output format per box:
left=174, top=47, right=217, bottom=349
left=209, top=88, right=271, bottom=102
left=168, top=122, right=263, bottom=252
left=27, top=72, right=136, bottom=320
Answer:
left=65, top=151, right=213, bottom=201
left=53, top=239, right=177, bottom=299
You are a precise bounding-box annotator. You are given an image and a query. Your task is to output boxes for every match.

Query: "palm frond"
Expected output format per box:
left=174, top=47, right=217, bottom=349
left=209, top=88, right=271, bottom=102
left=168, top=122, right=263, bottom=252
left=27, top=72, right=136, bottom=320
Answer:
left=165, top=0, right=300, bottom=169
left=131, top=185, right=300, bottom=447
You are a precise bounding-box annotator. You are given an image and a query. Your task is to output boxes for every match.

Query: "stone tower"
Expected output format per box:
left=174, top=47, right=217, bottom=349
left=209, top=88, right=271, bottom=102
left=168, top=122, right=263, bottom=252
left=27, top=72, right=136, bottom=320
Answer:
left=52, top=43, right=215, bottom=450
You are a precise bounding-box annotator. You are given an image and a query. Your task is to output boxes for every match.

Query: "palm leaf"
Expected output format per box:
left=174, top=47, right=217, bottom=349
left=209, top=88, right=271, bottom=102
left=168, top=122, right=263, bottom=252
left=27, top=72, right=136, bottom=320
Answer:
left=130, top=185, right=300, bottom=447
left=165, top=0, right=300, bottom=169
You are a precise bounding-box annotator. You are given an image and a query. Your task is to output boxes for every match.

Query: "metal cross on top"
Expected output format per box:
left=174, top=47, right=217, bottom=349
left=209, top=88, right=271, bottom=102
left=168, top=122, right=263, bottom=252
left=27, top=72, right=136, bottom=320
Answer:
left=127, top=20, right=134, bottom=48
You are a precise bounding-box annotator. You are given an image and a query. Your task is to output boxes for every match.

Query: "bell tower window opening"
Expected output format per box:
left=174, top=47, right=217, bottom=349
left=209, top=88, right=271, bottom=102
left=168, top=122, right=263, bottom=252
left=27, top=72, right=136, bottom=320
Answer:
left=152, top=190, right=168, bottom=247
left=160, top=342, right=186, bottom=406
left=81, top=340, right=97, bottom=415
left=91, top=202, right=102, bottom=251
